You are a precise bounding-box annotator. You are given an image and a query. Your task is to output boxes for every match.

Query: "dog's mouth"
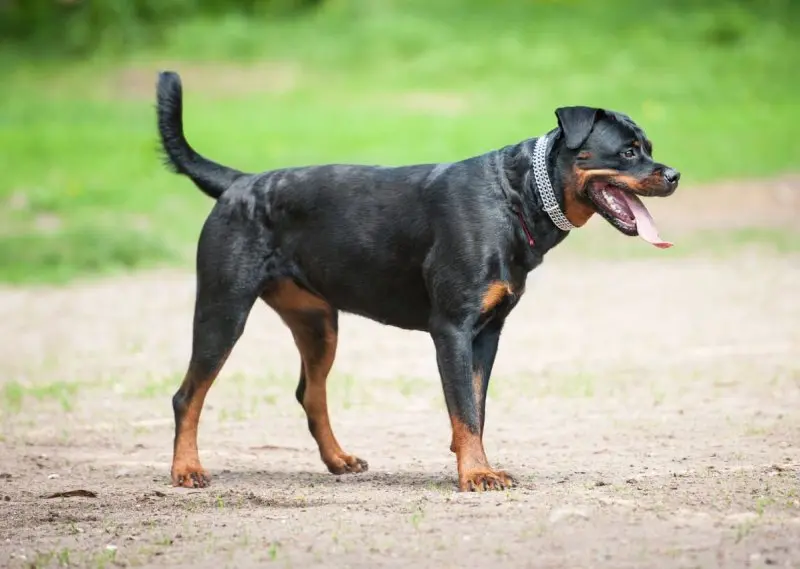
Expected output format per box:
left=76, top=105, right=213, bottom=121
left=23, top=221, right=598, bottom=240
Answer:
left=587, top=182, right=672, bottom=249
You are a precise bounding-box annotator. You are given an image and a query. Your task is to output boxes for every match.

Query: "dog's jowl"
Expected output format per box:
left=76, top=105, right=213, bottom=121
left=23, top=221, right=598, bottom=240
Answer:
left=156, top=72, right=679, bottom=492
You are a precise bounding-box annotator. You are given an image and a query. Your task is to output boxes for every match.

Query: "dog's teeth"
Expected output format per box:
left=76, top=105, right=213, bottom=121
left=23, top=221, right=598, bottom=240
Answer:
left=601, top=190, right=628, bottom=219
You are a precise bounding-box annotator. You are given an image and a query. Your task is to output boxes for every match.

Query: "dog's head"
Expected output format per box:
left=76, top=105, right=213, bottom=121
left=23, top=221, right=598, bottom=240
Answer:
left=554, top=106, right=679, bottom=248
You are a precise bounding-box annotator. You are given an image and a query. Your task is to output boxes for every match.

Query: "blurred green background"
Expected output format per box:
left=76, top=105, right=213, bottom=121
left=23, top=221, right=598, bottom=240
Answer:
left=1, top=0, right=798, bottom=284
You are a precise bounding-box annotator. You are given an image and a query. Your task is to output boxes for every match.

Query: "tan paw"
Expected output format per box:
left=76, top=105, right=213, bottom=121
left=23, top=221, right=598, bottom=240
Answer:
left=459, top=468, right=514, bottom=492
left=325, top=453, right=369, bottom=475
left=171, top=461, right=210, bottom=488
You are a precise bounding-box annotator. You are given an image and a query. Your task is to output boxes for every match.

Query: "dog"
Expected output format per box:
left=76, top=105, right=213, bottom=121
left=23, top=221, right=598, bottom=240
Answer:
left=156, top=71, right=680, bottom=492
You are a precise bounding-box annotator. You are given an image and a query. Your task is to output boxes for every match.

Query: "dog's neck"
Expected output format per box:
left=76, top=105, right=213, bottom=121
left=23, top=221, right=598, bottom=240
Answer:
left=531, top=134, right=577, bottom=232
left=496, top=130, right=593, bottom=265
left=498, top=129, right=567, bottom=245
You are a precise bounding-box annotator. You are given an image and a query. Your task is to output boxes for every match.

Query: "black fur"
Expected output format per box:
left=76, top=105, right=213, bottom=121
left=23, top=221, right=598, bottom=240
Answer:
left=157, top=72, right=246, bottom=199
left=157, top=70, right=679, bottom=490
left=556, top=106, right=600, bottom=149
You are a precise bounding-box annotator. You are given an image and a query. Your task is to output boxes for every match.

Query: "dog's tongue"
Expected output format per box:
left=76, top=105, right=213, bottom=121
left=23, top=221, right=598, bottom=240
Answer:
left=620, top=192, right=673, bottom=249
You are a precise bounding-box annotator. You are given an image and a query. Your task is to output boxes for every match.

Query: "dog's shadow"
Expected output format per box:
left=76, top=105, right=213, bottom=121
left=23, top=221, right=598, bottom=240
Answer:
left=213, top=468, right=455, bottom=490
left=164, top=469, right=460, bottom=509
left=164, top=469, right=539, bottom=510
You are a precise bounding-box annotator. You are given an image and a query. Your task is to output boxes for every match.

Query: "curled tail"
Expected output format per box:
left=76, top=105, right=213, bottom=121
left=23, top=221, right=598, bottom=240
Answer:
left=156, top=71, right=245, bottom=199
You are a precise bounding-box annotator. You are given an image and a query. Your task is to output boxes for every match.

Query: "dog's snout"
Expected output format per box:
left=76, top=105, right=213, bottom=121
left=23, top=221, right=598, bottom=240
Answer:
left=663, top=167, right=680, bottom=186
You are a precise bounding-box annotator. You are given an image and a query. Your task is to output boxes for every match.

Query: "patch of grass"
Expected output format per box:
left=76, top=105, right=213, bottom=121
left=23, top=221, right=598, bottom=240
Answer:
left=28, top=550, right=57, bottom=569
left=744, top=424, right=770, bottom=437
left=94, top=547, right=118, bottom=569
left=0, top=223, right=181, bottom=285
left=267, top=541, right=280, bottom=561
left=2, top=0, right=798, bottom=283
left=410, top=507, right=426, bottom=530
left=330, top=374, right=358, bottom=409
left=540, top=369, right=597, bottom=399
left=2, top=382, right=24, bottom=413
left=734, top=518, right=757, bottom=543
left=710, top=227, right=800, bottom=255
left=394, top=375, right=431, bottom=398
left=2, top=379, right=83, bottom=413
left=218, top=407, right=249, bottom=422
left=133, top=373, right=182, bottom=399
left=28, top=549, right=76, bottom=568
left=425, top=479, right=453, bottom=495
left=251, top=371, right=298, bottom=391
left=755, top=495, right=776, bottom=516
left=562, top=226, right=800, bottom=260
left=56, top=548, right=72, bottom=566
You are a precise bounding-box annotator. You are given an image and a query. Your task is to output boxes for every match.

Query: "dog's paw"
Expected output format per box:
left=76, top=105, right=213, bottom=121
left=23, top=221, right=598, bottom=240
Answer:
left=171, top=462, right=210, bottom=488
left=326, top=454, right=369, bottom=475
left=459, top=468, right=514, bottom=492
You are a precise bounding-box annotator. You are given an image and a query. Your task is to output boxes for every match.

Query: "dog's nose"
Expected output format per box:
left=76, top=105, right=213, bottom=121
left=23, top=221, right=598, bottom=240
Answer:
left=664, top=168, right=680, bottom=185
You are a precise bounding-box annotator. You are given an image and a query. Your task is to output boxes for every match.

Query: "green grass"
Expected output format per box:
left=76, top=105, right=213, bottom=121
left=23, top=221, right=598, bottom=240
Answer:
left=2, top=379, right=83, bottom=413
left=1, top=0, right=798, bottom=283
left=562, top=225, right=800, bottom=260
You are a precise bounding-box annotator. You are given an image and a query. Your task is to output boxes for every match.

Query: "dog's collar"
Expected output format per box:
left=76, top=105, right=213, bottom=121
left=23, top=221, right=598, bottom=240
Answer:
left=532, top=134, right=576, bottom=232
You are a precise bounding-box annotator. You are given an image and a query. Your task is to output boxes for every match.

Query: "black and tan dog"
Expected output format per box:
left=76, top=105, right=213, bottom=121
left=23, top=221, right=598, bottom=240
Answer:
left=156, top=71, right=679, bottom=492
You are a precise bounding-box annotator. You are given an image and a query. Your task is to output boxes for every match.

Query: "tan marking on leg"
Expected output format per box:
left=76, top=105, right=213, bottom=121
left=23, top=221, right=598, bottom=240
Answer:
left=450, top=369, right=483, bottom=452
left=481, top=281, right=512, bottom=313
left=171, top=351, right=230, bottom=488
left=451, top=368, right=485, bottom=454
left=172, top=380, right=211, bottom=487
left=263, top=280, right=367, bottom=475
left=472, top=368, right=484, bottom=422
left=450, top=416, right=513, bottom=492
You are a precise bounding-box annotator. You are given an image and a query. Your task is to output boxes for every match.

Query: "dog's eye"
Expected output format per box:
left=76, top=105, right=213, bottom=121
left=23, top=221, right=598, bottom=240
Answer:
left=621, top=148, right=636, bottom=159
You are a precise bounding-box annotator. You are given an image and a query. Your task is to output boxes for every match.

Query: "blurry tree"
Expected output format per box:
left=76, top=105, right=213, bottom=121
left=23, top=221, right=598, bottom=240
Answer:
left=0, top=0, right=323, bottom=55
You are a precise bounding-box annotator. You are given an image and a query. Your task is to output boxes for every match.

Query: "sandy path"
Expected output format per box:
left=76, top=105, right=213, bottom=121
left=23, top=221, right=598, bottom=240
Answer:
left=1, top=243, right=798, bottom=568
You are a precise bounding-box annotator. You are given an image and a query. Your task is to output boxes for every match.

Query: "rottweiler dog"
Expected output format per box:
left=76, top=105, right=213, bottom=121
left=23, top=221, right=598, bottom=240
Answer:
left=156, top=71, right=679, bottom=492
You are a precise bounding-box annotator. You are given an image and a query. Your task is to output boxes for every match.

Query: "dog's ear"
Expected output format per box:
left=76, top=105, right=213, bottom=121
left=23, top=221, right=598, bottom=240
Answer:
left=555, top=106, right=603, bottom=150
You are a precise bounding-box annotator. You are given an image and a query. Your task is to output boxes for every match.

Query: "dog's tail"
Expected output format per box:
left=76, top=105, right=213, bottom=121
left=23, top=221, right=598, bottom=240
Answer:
left=156, top=71, right=245, bottom=200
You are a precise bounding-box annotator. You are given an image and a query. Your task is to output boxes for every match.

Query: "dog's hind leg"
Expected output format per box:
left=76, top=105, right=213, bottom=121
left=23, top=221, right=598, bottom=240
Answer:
left=170, top=215, right=264, bottom=488
left=263, top=280, right=367, bottom=475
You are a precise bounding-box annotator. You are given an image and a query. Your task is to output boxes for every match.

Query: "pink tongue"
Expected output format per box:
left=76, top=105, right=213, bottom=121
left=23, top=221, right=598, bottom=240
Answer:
left=620, top=193, right=673, bottom=249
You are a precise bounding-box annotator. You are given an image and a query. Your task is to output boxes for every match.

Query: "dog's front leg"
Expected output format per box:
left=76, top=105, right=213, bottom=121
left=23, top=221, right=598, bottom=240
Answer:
left=472, top=317, right=504, bottom=437
left=431, top=317, right=514, bottom=492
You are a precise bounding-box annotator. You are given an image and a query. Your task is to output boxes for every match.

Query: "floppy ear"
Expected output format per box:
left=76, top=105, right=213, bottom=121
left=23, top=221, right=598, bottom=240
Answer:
left=555, top=106, right=602, bottom=150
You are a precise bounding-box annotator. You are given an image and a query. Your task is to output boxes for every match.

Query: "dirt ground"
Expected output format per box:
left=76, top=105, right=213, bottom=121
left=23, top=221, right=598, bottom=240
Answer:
left=1, top=179, right=799, bottom=568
